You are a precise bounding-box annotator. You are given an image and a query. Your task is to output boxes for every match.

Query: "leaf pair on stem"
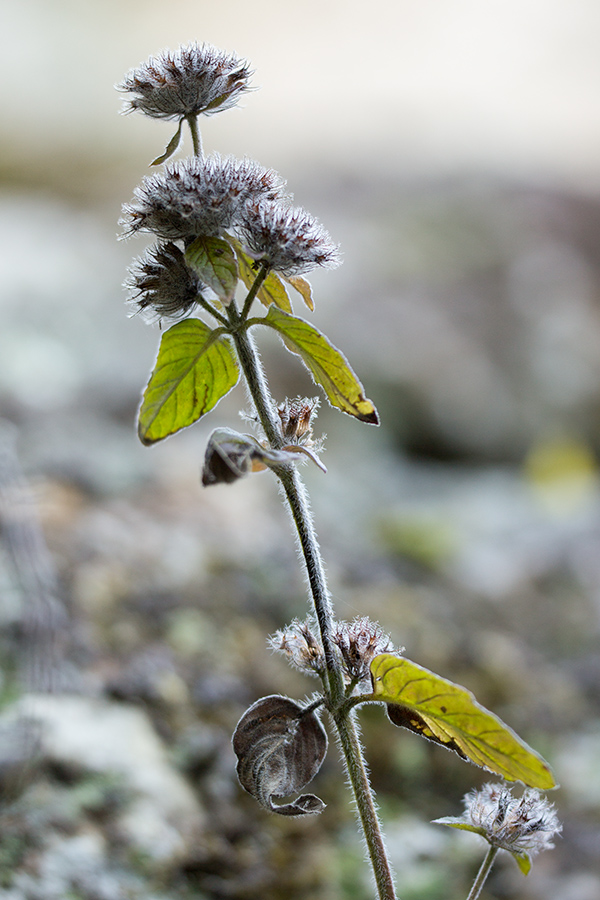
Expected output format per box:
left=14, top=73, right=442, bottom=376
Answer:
left=137, top=236, right=377, bottom=445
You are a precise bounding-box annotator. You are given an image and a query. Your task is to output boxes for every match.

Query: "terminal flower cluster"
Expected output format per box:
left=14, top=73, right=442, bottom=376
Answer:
left=120, top=45, right=340, bottom=322
left=118, top=42, right=252, bottom=120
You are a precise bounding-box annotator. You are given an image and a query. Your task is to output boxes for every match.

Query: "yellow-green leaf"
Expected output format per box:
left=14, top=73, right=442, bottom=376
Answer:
left=433, top=818, right=532, bottom=874
left=259, top=307, right=379, bottom=424
left=369, top=654, right=556, bottom=789
left=185, top=236, right=238, bottom=304
left=138, top=319, right=239, bottom=445
left=515, top=853, right=532, bottom=875
left=231, top=240, right=292, bottom=312
left=285, top=275, right=314, bottom=311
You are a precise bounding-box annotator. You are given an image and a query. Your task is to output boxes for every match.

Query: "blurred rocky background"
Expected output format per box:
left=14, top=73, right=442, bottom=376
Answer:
left=1, top=1, right=600, bottom=898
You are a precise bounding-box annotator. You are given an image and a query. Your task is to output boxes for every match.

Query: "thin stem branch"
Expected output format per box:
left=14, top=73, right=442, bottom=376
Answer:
left=240, top=261, right=269, bottom=319
left=466, top=846, right=499, bottom=900
left=197, top=294, right=229, bottom=326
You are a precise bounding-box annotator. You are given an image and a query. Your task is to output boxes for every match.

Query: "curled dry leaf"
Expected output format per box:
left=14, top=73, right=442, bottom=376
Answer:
left=202, top=427, right=325, bottom=485
left=232, top=694, right=328, bottom=816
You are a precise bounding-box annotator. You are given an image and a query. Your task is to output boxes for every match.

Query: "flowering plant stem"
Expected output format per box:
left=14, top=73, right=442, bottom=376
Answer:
left=119, top=42, right=560, bottom=900
left=466, top=846, right=499, bottom=900
left=227, top=296, right=397, bottom=900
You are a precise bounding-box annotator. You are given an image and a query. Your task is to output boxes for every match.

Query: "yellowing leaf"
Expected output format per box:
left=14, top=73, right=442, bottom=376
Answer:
left=185, top=236, right=238, bottom=303
left=433, top=817, right=532, bottom=873
left=138, top=319, right=239, bottom=445
left=515, top=853, right=532, bottom=875
left=259, top=307, right=379, bottom=424
left=231, top=240, right=292, bottom=312
left=285, top=275, right=314, bottom=311
left=370, top=654, right=556, bottom=789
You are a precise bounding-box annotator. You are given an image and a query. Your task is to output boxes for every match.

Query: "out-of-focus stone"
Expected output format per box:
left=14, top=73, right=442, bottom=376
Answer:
left=7, top=694, right=206, bottom=867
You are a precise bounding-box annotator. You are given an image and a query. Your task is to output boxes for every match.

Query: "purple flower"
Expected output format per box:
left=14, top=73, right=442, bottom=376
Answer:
left=239, top=199, right=341, bottom=277
left=118, top=42, right=252, bottom=121
left=125, top=242, right=201, bottom=323
left=121, top=154, right=286, bottom=241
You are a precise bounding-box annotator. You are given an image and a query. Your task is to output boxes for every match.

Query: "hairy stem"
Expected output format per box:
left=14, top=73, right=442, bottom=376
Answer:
left=230, top=297, right=397, bottom=899
left=187, top=114, right=203, bottom=158
left=466, top=847, right=499, bottom=900
left=226, top=303, right=280, bottom=446
left=334, top=710, right=397, bottom=900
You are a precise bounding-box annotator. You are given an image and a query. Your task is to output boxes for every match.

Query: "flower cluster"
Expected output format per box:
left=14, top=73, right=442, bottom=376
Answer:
left=118, top=42, right=252, bottom=121
left=461, top=783, right=561, bottom=857
left=121, top=154, right=286, bottom=242
left=239, top=200, right=341, bottom=277
left=269, top=617, right=395, bottom=686
left=434, top=782, right=562, bottom=871
left=125, top=242, right=202, bottom=322
left=333, top=617, right=396, bottom=685
left=269, top=618, right=325, bottom=677
left=119, top=44, right=341, bottom=321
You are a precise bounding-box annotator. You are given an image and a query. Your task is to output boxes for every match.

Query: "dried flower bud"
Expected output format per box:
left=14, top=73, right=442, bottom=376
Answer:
left=269, top=619, right=326, bottom=677
left=121, top=154, right=286, bottom=242
left=125, top=242, right=201, bottom=323
left=434, top=783, right=562, bottom=872
left=239, top=199, right=341, bottom=277
left=278, top=397, right=319, bottom=444
left=270, top=616, right=395, bottom=687
left=118, top=42, right=252, bottom=121
left=333, top=617, right=396, bottom=685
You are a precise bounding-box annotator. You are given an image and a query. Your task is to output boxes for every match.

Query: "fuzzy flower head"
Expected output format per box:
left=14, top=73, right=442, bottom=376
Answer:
left=269, top=616, right=395, bottom=688
left=269, top=618, right=325, bottom=678
left=333, top=617, right=396, bottom=685
left=434, top=783, right=561, bottom=873
left=118, top=42, right=253, bottom=121
left=239, top=199, right=342, bottom=277
left=121, top=154, right=286, bottom=242
left=125, top=242, right=201, bottom=323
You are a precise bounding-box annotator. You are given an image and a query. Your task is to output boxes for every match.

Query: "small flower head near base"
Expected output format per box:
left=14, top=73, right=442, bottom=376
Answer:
left=434, top=783, right=561, bottom=874
left=333, top=618, right=396, bottom=686
left=126, top=242, right=201, bottom=323
left=118, top=42, right=253, bottom=121
left=121, top=154, right=285, bottom=242
left=278, top=397, right=320, bottom=445
left=269, top=619, right=325, bottom=678
left=270, top=617, right=396, bottom=689
left=239, top=200, right=342, bottom=277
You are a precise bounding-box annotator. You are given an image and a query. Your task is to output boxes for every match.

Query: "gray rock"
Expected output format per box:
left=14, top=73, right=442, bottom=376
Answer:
left=7, top=694, right=206, bottom=867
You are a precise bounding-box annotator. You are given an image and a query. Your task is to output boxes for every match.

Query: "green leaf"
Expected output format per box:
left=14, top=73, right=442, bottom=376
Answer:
left=369, top=654, right=556, bottom=789
left=285, top=274, right=314, bottom=311
left=432, top=817, right=488, bottom=838
left=515, top=852, right=532, bottom=875
left=258, top=307, right=379, bottom=424
left=138, top=319, right=239, bottom=445
left=231, top=240, right=292, bottom=312
left=185, top=236, right=238, bottom=304
left=150, top=119, right=183, bottom=166
left=432, top=818, right=533, bottom=874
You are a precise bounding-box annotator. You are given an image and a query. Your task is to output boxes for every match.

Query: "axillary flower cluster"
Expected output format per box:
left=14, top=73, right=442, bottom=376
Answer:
left=118, top=42, right=340, bottom=324
left=434, top=782, right=562, bottom=875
